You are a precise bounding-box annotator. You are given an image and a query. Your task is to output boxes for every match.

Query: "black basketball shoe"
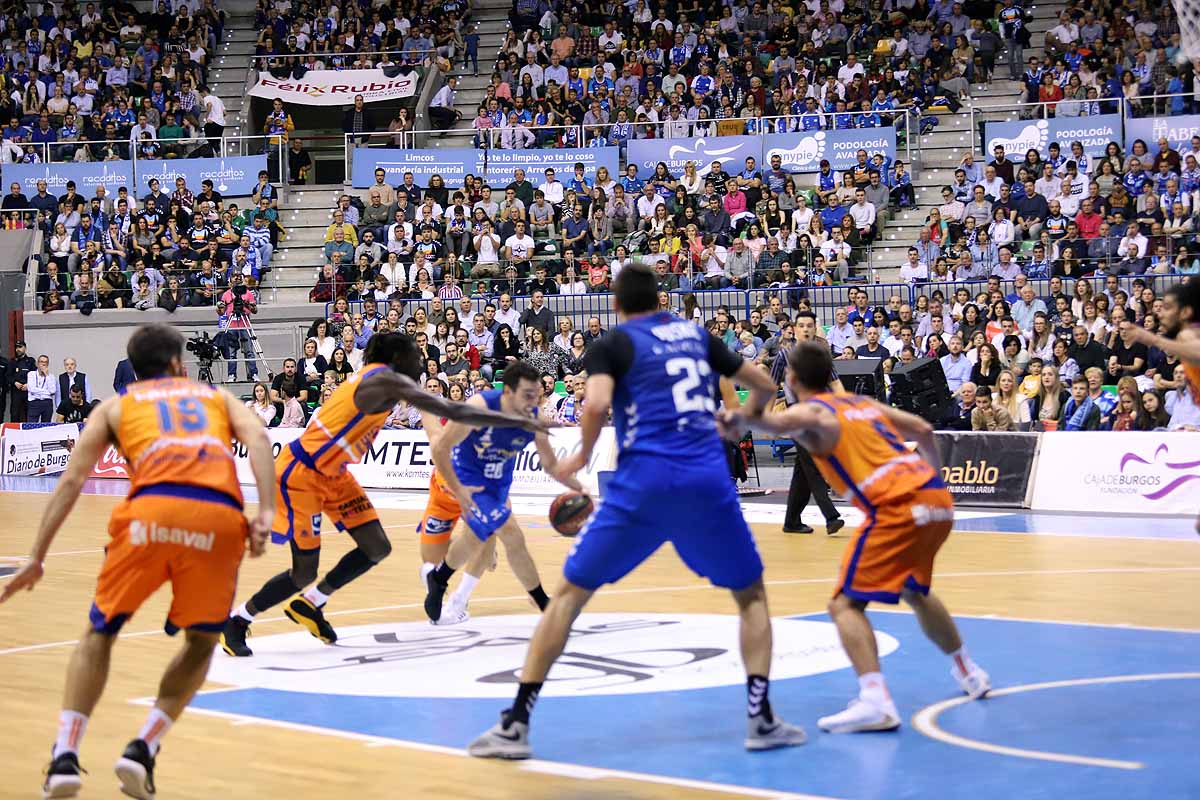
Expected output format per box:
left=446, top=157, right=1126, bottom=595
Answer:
left=114, top=739, right=156, bottom=800
left=284, top=596, right=338, bottom=644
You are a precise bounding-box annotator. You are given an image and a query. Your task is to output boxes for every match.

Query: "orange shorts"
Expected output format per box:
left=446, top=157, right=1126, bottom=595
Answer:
left=416, top=472, right=461, bottom=544
left=92, top=487, right=247, bottom=635
left=835, top=483, right=954, bottom=604
left=271, top=451, right=379, bottom=551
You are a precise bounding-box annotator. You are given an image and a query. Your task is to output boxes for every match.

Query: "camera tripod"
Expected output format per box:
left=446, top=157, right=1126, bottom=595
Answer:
left=218, top=309, right=275, bottom=384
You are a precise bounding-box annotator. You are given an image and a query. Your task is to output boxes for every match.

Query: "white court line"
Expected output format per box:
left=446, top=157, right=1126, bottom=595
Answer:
left=911, top=672, right=1200, bottom=770
left=869, top=607, right=1200, bottom=636
left=126, top=699, right=843, bottom=800
left=4, top=565, right=1200, bottom=657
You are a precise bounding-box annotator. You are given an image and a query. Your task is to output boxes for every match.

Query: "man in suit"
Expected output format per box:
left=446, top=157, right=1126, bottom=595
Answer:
left=56, top=358, right=93, bottom=407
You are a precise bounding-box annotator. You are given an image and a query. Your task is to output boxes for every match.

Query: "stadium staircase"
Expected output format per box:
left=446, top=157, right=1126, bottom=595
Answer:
left=871, top=0, right=1066, bottom=281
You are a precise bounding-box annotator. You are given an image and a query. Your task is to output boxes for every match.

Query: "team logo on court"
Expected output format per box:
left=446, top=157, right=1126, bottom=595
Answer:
left=208, top=614, right=899, bottom=698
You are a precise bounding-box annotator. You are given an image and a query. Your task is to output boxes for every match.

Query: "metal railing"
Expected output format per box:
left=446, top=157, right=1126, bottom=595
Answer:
left=312, top=273, right=1187, bottom=338
left=250, top=49, right=443, bottom=68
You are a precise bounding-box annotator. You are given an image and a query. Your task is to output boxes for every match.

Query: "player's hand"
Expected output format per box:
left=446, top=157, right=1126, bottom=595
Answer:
left=247, top=511, right=272, bottom=558
left=0, top=560, right=44, bottom=603
left=717, top=409, right=749, bottom=441
left=556, top=451, right=587, bottom=479
left=548, top=462, right=584, bottom=492
left=454, top=484, right=484, bottom=519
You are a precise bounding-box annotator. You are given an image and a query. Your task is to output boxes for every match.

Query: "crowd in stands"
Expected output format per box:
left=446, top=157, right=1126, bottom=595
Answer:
left=0, top=0, right=229, bottom=164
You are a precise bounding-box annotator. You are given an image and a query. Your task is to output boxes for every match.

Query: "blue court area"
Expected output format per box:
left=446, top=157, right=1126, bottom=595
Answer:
left=190, top=612, right=1199, bottom=800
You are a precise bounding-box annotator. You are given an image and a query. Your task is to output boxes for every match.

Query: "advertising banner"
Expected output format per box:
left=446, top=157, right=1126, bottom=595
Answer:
left=984, top=114, right=1123, bottom=158
left=763, top=128, right=897, bottom=173
left=626, top=135, right=761, bottom=179
left=248, top=68, right=419, bottom=105
left=1124, top=115, right=1200, bottom=149
left=90, top=426, right=618, bottom=496
left=1030, top=432, right=1200, bottom=516
left=2, top=423, right=79, bottom=476
left=134, top=155, right=268, bottom=198
left=351, top=146, right=619, bottom=188
left=934, top=431, right=1038, bottom=507
left=3, top=160, right=135, bottom=197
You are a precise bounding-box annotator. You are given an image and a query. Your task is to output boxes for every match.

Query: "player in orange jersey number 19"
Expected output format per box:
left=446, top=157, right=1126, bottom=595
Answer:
left=0, top=324, right=277, bottom=800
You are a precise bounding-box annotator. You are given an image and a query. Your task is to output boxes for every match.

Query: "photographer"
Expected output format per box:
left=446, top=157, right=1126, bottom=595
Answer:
left=219, top=273, right=260, bottom=383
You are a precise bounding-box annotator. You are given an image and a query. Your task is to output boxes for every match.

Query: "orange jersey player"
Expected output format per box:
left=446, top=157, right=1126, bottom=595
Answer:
left=220, top=332, right=553, bottom=658
left=730, top=340, right=991, bottom=735
left=1122, top=276, right=1200, bottom=533
left=0, top=324, right=277, bottom=800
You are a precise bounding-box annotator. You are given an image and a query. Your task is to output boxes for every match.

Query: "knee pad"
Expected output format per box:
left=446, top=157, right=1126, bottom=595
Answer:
left=349, top=521, right=392, bottom=564
left=289, top=542, right=321, bottom=586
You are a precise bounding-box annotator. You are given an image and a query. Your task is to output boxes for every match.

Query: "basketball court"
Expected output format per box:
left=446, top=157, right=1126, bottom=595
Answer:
left=1, top=477, right=1198, bottom=800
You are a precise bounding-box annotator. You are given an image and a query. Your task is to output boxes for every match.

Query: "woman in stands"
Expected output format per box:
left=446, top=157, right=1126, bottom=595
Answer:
left=1112, top=391, right=1151, bottom=431
left=1051, top=338, right=1080, bottom=383
left=328, top=348, right=354, bottom=384
left=1142, top=391, right=1171, bottom=428
left=1029, top=367, right=1069, bottom=428
left=247, top=383, right=276, bottom=426
left=1028, top=313, right=1056, bottom=362
left=993, top=369, right=1031, bottom=425
left=491, top=324, right=522, bottom=373
left=679, top=162, right=703, bottom=195
left=964, top=343, right=1003, bottom=388
left=306, top=320, right=336, bottom=361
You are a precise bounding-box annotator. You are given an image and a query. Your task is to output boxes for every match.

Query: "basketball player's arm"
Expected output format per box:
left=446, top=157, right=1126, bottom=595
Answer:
left=0, top=397, right=118, bottom=601
left=732, top=401, right=839, bottom=454
left=223, top=391, right=275, bottom=557
left=356, top=370, right=554, bottom=432
left=1123, top=322, right=1200, bottom=365
left=535, top=431, right=584, bottom=492
left=877, top=402, right=941, bottom=471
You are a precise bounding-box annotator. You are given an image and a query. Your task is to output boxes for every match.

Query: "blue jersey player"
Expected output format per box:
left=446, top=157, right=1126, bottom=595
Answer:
left=422, top=361, right=580, bottom=624
left=468, top=266, right=808, bottom=759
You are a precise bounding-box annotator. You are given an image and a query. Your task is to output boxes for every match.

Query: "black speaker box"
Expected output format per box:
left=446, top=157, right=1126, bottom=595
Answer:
left=835, top=357, right=885, bottom=401
left=890, top=357, right=955, bottom=422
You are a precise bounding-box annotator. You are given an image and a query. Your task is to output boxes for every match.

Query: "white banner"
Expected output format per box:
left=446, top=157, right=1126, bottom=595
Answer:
left=1031, top=432, right=1200, bottom=516
left=248, top=69, right=419, bottom=105
left=90, top=426, right=617, bottom=496
left=2, top=424, right=79, bottom=476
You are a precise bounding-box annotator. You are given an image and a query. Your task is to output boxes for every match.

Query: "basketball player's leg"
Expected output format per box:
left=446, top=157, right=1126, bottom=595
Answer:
left=285, top=472, right=390, bottom=642
left=46, top=500, right=171, bottom=794
left=436, top=530, right=497, bottom=625
left=669, top=469, right=807, bottom=750
left=901, top=489, right=989, bottom=698
left=468, top=480, right=664, bottom=759
left=426, top=491, right=551, bottom=620
left=418, top=476, right=461, bottom=567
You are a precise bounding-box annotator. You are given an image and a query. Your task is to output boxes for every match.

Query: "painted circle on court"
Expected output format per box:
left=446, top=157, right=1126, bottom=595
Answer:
left=209, top=613, right=898, bottom=698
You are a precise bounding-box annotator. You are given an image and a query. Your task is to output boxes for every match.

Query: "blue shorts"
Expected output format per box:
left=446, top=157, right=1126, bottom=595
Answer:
left=462, top=478, right=513, bottom=541
left=563, top=456, right=763, bottom=591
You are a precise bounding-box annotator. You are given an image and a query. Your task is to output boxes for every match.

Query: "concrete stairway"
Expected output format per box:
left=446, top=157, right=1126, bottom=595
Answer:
left=424, top=0, right=514, bottom=149
left=866, top=0, right=1066, bottom=282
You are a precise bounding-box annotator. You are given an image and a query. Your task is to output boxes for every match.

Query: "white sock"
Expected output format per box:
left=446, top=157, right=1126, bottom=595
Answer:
left=137, top=708, right=173, bottom=756
left=950, top=645, right=976, bottom=673
left=303, top=586, right=330, bottom=608
left=452, top=573, right=480, bottom=604
left=53, top=710, right=88, bottom=757
left=233, top=602, right=255, bottom=622
left=857, top=672, right=890, bottom=706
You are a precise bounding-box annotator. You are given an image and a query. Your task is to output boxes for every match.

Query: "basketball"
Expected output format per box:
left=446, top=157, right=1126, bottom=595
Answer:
left=548, top=491, right=593, bottom=537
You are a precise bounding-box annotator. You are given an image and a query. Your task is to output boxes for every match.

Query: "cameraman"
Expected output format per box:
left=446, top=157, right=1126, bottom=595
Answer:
left=219, top=273, right=260, bottom=383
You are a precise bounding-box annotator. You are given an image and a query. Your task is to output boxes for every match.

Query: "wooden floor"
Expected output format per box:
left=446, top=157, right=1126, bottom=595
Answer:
left=1, top=490, right=1198, bottom=800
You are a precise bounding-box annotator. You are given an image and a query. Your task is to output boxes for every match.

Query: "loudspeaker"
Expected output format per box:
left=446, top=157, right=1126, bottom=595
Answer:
left=834, top=357, right=885, bottom=401
left=890, top=357, right=955, bottom=423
